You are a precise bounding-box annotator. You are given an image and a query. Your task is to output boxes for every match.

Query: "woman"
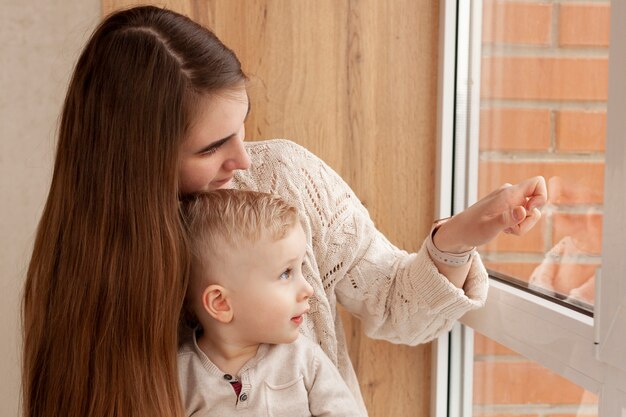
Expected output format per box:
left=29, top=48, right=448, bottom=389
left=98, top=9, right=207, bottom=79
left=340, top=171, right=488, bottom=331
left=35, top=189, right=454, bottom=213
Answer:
left=23, top=6, right=546, bottom=417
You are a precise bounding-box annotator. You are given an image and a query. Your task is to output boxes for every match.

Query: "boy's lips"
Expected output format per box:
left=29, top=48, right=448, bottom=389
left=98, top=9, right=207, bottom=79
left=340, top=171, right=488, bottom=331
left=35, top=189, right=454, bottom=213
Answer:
left=291, top=309, right=309, bottom=324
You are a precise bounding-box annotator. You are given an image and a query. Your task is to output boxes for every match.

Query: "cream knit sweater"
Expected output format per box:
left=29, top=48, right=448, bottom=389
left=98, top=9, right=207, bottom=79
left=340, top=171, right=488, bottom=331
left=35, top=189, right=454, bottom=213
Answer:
left=231, top=139, right=489, bottom=413
left=178, top=334, right=363, bottom=416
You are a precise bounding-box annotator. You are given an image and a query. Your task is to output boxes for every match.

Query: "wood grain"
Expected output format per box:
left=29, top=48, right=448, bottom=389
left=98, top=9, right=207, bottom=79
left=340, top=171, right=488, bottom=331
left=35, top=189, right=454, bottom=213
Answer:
left=103, top=2, right=439, bottom=415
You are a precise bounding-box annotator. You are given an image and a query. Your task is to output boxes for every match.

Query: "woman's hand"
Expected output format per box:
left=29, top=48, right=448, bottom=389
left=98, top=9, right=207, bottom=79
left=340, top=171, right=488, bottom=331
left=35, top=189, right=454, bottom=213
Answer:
left=434, top=176, right=548, bottom=253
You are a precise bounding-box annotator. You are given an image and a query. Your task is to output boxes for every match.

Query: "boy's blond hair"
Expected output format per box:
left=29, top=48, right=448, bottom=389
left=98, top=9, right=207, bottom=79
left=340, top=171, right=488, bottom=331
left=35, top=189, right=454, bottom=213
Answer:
left=181, top=189, right=299, bottom=281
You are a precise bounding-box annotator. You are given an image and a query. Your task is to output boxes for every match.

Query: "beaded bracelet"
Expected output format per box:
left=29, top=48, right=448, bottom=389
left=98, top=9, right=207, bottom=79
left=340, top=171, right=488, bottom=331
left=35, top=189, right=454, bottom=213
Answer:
left=426, top=219, right=476, bottom=267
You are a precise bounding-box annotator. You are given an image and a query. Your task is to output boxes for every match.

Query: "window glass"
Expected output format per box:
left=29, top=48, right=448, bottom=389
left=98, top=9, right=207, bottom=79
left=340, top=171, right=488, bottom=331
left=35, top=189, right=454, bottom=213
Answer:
left=473, top=332, right=599, bottom=417
left=477, top=0, right=610, bottom=313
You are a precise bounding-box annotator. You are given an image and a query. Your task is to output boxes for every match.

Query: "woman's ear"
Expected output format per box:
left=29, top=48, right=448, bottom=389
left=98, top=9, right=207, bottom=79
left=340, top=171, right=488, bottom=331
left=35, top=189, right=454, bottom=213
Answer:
left=201, top=285, right=234, bottom=323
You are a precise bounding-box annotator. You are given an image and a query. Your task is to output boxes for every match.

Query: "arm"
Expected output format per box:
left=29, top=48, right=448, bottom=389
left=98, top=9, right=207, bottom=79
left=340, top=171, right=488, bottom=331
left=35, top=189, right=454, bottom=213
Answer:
left=432, top=177, right=547, bottom=289
left=309, top=151, right=545, bottom=344
left=297, top=147, right=490, bottom=345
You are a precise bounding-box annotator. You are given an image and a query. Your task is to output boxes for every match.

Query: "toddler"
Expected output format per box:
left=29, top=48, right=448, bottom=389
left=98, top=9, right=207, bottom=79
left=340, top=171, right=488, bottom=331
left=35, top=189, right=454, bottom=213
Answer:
left=178, top=189, right=363, bottom=416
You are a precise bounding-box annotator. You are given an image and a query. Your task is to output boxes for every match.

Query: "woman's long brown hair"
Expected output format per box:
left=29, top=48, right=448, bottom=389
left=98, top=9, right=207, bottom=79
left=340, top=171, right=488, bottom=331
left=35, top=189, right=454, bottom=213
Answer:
left=22, top=6, right=245, bottom=417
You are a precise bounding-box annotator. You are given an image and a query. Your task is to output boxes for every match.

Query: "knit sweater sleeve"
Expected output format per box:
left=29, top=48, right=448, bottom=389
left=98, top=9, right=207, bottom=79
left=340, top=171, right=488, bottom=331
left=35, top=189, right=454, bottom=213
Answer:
left=315, top=156, right=488, bottom=344
left=238, top=140, right=489, bottom=346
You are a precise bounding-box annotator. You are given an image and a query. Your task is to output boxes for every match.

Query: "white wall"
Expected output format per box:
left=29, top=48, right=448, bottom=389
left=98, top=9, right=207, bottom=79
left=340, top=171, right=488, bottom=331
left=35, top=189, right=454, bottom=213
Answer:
left=0, top=2, right=99, bottom=415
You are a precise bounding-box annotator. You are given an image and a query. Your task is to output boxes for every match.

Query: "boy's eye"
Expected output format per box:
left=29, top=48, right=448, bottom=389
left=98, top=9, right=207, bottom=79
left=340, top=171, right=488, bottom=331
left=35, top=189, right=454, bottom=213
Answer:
left=279, top=269, right=292, bottom=280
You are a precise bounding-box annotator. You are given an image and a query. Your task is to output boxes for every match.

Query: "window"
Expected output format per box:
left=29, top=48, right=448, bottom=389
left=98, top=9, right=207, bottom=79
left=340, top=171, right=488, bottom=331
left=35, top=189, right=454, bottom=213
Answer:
left=433, top=1, right=626, bottom=416
left=479, top=0, right=608, bottom=314
left=474, top=332, right=599, bottom=417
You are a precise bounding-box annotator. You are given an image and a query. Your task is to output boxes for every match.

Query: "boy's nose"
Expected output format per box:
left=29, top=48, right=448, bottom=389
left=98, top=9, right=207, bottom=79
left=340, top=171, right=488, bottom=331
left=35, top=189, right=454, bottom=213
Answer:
left=300, top=278, right=314, bottom=300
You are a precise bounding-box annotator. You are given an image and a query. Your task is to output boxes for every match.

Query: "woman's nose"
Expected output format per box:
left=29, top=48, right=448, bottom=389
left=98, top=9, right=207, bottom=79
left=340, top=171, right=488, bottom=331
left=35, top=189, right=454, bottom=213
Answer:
left=223, top=138, right=251, bottom=171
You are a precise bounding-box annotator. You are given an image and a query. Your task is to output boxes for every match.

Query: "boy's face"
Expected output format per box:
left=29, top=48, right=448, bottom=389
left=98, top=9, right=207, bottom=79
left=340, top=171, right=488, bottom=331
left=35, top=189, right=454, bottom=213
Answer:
left=214, top=223, right=313, bottom=345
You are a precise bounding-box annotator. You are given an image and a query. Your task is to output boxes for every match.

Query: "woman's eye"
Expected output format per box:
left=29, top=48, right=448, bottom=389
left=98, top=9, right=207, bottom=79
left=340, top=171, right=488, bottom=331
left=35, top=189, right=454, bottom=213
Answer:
left=201, top=146, right=220, bottom=156
left=279, top=269, right=291, bottom=280
left=200, top=138, right=229, bottom=156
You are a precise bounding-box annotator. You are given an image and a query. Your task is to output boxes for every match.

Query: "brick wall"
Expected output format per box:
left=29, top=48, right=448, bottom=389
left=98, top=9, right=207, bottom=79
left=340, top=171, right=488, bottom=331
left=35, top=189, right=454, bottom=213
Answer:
left=473, top=333, right=599, bottom=417
left=474, top=1, right=609, bottom=416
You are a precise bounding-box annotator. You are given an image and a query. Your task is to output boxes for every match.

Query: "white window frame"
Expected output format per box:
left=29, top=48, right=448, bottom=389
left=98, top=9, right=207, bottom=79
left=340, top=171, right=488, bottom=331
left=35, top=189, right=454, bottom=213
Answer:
left=432, top=1, right=626, bottom=416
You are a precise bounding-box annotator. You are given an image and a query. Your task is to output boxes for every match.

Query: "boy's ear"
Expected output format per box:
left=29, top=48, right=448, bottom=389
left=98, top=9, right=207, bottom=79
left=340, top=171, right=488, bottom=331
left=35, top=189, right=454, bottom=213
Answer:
left=201, top=285, right=233, bottom=324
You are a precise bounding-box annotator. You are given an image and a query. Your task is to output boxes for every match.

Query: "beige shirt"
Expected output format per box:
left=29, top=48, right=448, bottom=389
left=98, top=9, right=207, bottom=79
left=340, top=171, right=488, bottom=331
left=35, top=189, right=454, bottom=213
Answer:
left=226, top=139, right=487, bottom=414
left=178, top=334, right=364, bottom=417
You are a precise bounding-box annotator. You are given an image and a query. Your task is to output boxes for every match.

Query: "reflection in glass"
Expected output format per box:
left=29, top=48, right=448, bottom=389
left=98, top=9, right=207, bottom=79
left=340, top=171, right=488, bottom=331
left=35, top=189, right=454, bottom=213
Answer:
left=476, top=0, right=610, bottom=311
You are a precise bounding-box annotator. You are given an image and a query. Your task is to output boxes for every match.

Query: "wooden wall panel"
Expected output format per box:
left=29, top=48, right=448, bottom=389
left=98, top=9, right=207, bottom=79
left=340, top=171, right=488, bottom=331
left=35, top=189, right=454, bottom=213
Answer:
left=103, top=2, right=439, bottom=416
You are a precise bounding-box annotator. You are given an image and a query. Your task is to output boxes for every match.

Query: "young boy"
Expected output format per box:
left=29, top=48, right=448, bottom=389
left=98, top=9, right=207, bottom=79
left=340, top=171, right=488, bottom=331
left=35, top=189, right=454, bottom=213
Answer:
left=178, top=189, right=363, bottom=416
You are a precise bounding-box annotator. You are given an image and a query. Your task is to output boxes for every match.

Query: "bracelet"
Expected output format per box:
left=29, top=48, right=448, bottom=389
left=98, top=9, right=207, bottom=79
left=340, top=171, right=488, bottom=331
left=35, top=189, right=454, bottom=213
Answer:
left=426, top=218, right=476, bottom=267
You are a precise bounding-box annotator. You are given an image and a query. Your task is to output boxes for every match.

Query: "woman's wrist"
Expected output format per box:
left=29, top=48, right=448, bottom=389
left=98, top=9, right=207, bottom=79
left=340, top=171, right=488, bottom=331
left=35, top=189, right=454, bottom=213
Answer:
left=431, top=217, right=476, bottom=254
left=426, top=217, right=475, bottom=284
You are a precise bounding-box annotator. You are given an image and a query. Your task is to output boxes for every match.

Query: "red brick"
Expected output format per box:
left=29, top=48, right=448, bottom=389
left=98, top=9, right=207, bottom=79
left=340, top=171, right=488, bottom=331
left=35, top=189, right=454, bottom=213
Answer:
left=473, top=361, right=599, bottom=404
left=556, top=111, right=606, bottom=152
left=552, top=212, right=603, bottom=255
left=478, top=161, right=605, bottom=204
left=481, top=216, right=546, bottom=254
left=480, top=108, right=551, bottom=151
left=481, top=57, right=608, bottom=101
left=482, top=262, right=539, bottom=283
left=546, top=172, right=605, bottom=206
left=559, top=4, right=610, bottom=47
left=474, top=333, right=520, bottom=356
left=535, top=261, right=597, bottom=301
left=483, top=0, right=552, bottom=46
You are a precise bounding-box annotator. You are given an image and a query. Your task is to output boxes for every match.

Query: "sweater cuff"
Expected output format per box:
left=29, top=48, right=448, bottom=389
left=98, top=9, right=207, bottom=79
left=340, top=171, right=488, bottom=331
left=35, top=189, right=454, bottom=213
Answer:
left=412, top=241, right=489, bottom=320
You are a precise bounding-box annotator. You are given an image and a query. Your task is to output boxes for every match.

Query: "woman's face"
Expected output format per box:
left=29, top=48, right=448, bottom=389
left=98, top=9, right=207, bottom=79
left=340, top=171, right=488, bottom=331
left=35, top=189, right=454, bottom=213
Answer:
left=178, top=88, right=251, bottom=194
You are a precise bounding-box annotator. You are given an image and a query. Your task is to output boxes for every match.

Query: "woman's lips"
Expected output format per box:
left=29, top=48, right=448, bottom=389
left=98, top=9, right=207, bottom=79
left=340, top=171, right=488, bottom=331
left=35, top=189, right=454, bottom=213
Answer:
left=212, top=176, right=233, bottom=188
